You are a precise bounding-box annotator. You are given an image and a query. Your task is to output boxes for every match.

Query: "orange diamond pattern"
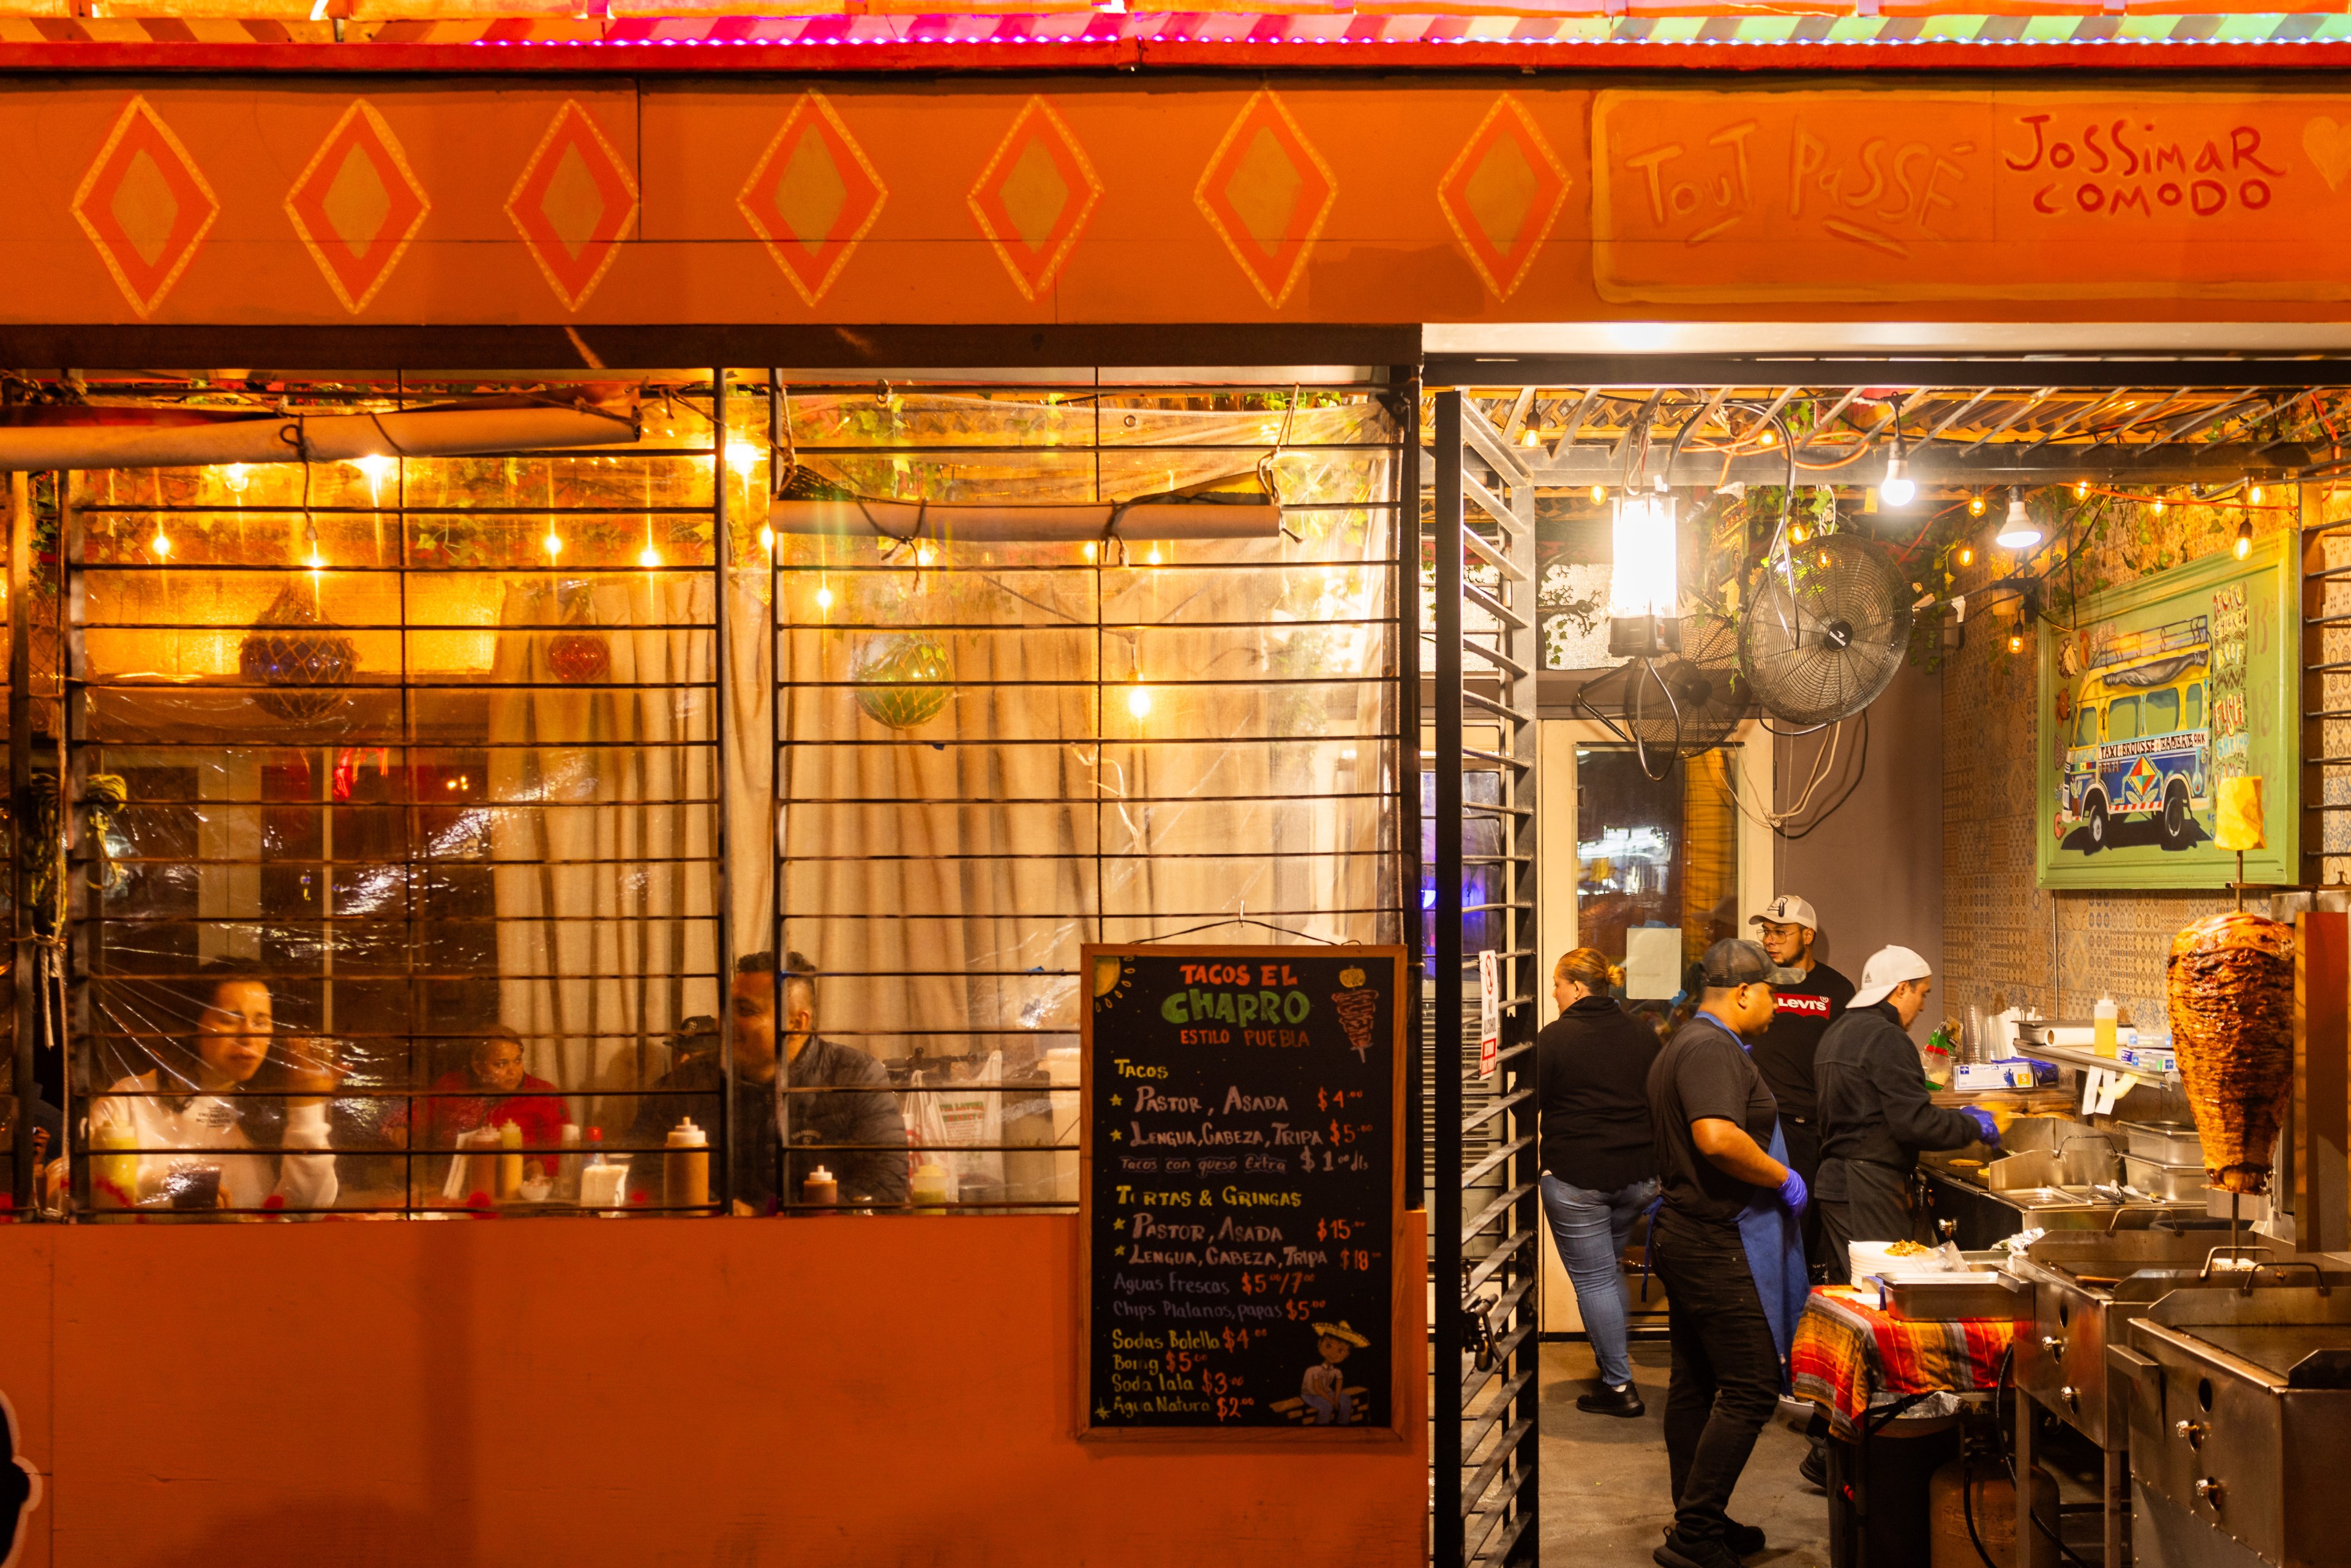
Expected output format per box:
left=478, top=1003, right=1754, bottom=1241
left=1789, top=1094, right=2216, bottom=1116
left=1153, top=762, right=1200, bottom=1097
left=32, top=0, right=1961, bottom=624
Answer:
left=506, top=100, right=639, bottom=312
left=72, top=96, right=219, bottom=319
left=1193, top=89, right=1335, bottom=311
left=967, top=97, right=1102, bottom=303
left=737, top=92, right=887, bottom=308
left=1438, top=95, right=1570, bottom=302
left=285, top=100, right=431, bottom=315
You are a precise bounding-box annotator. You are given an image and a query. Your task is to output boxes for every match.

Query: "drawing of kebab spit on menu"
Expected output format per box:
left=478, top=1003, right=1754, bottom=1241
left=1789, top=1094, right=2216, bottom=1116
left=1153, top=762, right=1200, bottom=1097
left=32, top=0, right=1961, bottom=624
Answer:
left=1333, top=968, right=1379, bottom=1061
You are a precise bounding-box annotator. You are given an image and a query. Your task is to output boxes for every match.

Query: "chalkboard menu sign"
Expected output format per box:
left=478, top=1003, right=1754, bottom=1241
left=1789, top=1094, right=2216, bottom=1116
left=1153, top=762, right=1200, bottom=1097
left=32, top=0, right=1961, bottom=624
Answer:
left=1080, top=943, right=1406, bottom=1438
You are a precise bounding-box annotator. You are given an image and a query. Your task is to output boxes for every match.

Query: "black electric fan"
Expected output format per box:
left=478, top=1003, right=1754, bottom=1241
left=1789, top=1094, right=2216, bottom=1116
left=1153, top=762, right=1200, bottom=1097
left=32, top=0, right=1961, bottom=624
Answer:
left=1739, top=533, right=1913, bottom=728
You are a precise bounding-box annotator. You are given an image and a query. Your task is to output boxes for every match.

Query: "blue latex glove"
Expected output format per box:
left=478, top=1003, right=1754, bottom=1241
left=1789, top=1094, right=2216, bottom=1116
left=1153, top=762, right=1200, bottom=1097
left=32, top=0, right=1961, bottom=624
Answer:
left=1963, top=1106, right=2002, bottom=1147
left=1777, top=1167, right=1809, bottom=1214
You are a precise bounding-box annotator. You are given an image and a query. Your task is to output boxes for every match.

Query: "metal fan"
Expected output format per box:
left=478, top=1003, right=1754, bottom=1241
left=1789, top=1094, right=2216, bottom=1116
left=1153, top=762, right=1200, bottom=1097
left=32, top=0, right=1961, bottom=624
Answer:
left=1740, top=533, right=1913, bottom=729
left=1659, top=610, right=1753, bottom=759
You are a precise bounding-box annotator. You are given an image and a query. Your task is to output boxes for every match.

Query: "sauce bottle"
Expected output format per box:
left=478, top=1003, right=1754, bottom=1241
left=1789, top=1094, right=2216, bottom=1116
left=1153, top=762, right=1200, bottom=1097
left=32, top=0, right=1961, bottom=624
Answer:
left=911, top=1161, right=952, bottom=1213
left=666, top=1117, right=710, bottom=1212
left=497, top=1120, right=524, bottom=1200
left=801, top=1164, right=838, bottom=1210
left=90, top=1119, right=140, bottom=1208
left=2093, top=995, right=2120, bottom=1059
left=557, top=1123, right=581, bottom=1201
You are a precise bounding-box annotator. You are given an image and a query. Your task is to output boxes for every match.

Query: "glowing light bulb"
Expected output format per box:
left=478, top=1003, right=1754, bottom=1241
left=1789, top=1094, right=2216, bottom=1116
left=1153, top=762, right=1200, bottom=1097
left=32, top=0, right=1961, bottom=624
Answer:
left=353, top=453, right=396, bottom=483
left=2249, top=482, right=2264, bottom=505
left=1520, top=428, right=1542, bottom=448
left=638, top=546, right=662, bottom=569
left=1959, top=545, right=1974, bottom=567
left=1127, top=682, right=1153, bottom=719
left=151, top=528, right=172, bottom=560
left=1083, top=540, right=1098, bottom=561
left=2075, top=480, right=2090, bottom=499
left=1790, top=524, right=1809, bottom=544
left=1757, top=430, right=1775, bottom=447
left=544, top=530, right=564, bottom=560
left=724, top=440, right=760, bottom=476
left=2236, top=519, right=2254, bottom=560
left=221, top=463, right=250, bottom=494
left=1968, top=495, right=1985, bottom=518
left=759, top=525, right=775, bottom=554
left=1147, top=545, right=1162, bottom=566
left=1879, top=454, right=1914, bottom=508
left=2008, top=631, right=2024, bottom=654
left=1997, top=492, right=2042, bottom=550
left=1589, top=486, right=1606, bottom=505
left=915, top=541, right=936, bottom=568
left=1819, top=550, right=1832, bottom=568
left=307, top=547, right=323, bottom=571
left=816, top=584, right=834, bottom=612
left=2153, top=497, right=2165, bottom=515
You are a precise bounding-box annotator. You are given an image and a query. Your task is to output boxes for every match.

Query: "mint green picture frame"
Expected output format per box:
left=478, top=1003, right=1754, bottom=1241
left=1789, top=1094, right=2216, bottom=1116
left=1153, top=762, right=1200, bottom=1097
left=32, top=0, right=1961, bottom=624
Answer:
left=2034, top=532, right=2298, bottom=891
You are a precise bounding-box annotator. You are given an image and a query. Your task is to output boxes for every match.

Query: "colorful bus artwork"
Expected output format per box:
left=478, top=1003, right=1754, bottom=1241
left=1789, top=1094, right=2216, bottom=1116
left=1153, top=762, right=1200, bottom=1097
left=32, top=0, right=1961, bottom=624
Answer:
left=2053, top=614, right=2212, bottom=853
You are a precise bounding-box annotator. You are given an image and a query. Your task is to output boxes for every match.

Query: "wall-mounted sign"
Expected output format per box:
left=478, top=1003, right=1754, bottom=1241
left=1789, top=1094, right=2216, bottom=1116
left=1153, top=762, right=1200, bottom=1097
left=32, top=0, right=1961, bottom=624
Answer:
left=1079, top=944, right=1405, bottom=1437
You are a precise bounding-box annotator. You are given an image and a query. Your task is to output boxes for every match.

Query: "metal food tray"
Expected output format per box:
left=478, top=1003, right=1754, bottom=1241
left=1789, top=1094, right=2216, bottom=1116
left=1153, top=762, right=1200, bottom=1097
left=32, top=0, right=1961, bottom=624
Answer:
left=2123, top=1120, right=2205, bottom=1165
left=2122, top=1153, right=2209, bottom=1201
left=1867, top=1271, right=2023, bottom=1320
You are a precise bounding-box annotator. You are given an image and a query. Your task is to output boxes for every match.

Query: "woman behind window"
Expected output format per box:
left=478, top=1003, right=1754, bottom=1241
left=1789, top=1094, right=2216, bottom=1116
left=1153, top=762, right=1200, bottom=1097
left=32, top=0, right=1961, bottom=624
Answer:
left=1535, top=946, right=1663, bottom=1417
left=89, top=961, right=340, bottom=1215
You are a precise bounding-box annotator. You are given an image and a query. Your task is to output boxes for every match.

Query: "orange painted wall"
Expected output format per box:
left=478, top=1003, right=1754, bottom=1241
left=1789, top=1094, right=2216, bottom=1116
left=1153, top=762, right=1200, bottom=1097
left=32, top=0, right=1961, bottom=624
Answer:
left=0, top=1215, right=1427, bottom=1567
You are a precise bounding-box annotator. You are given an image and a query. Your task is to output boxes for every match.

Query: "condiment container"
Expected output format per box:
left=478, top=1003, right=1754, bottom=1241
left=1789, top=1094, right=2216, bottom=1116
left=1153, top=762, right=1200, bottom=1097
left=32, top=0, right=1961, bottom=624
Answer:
left=910, top=1161, right=952, bottom=1212
left=579, top=1160, right=628, bottom=1215
left=665, top=1117, right=710, bottom=1212
left=496, top=1120, right=524, bottom=1199
left=557, top=1123, right=581, bottom=1201
left=802, top=1164, right=838, bottom=1209
left=2093, top=995, right=2119, bottom=1059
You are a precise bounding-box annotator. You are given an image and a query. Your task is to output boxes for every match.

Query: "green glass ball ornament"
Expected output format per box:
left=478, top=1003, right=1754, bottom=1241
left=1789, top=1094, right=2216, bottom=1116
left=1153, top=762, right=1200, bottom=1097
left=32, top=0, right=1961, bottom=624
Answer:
left=849, top=632, right=954, bottom=730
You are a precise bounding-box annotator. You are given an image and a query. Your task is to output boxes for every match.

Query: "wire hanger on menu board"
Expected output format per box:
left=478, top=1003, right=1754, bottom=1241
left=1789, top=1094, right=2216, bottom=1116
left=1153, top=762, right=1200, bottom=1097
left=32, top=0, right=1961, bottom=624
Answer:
left=1134, top=900, right=1352, bottom=947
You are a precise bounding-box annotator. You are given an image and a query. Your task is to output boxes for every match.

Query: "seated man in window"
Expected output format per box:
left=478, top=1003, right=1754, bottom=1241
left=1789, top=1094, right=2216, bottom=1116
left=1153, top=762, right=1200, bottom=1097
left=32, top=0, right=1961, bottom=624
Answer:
left=88, top=959, right=340, bottom=1214
left=630, top=951, right=908, bottom=1214
left=386, top=1025, right=567, bottom=1188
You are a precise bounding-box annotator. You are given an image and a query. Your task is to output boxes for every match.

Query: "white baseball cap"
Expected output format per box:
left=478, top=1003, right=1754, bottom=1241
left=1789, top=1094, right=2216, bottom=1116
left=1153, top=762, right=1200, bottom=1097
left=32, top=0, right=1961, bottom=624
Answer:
left=1850, top=945, right=1934, bottom=1008
left=1750, top=895, right=1818, bottom=932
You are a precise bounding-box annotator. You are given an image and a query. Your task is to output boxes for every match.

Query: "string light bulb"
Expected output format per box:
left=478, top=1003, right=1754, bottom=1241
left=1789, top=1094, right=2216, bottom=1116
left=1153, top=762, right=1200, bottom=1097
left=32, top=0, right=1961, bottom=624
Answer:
left=1968, top=494, right=1986, bottom=518
left=2153, top=495, right=2165, bottom=515
left=915, top=541, right=936, bottom=569
left=1520, top=427, right=1542, bottom=448
left=150, top=527, right=172, bottom=560
left=638, top=545, right=662, bottom=569
left=1757, top=430, right=1775, bottom=447
left=221, top=463, right=250, bottom=494
left=724, top=441, right=760, bottom=476
left=758, top=525, right=775, bottom=554
left=1083, top=539, right=1098, bottom=561
left=1879, top=453, right=1914, bottom=508
left=2075, top=480, right=2090, bottom=499
left=1589, top=485, right=1606, bottom=505
left=2009, top=629, right=2025, bottom=655
left=816, top=582, right=834, bottom=612
left=1959, top=544, right=1974, bottom=568
left=544, top=529, right=564, bottom=561
left=2237, top=519, right=2254, bottom=560
left=353, top=454, right=396, bottom=484
left=2249, top=481, right=2264, bottom=505
left=1126, top=680, right=1153, bottom=720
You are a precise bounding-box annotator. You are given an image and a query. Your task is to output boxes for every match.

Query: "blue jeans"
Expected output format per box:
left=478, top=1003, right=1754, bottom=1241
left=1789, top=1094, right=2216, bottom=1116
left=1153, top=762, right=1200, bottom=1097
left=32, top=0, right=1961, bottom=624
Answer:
left=1540, top=1170, right=1662, bottom=1389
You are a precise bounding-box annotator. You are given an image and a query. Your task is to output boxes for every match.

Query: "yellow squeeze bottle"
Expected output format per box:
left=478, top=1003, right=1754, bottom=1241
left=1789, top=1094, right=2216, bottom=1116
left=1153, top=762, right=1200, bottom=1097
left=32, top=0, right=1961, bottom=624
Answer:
left=2093, top=995, right=2119, bottom=1059
left=497, top=1120, right=524, bottom=1199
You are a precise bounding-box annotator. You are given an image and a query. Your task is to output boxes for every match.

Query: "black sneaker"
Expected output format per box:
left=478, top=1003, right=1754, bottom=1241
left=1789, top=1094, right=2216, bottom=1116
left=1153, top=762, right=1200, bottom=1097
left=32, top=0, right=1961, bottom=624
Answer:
left=1576, top=1382, right=1646, bottom=1418
left=1662, top=1521, right=1764, bottom=1558
left=1654, top=1533, right=1744, bottom=1568
left=1799, top=1439, right=1829, bottom=1490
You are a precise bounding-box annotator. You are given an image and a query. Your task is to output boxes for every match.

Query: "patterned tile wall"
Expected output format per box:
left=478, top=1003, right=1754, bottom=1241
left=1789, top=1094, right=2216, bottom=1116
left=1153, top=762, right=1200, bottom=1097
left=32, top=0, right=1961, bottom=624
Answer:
left=1941, top=484, right=2322, bottom=1041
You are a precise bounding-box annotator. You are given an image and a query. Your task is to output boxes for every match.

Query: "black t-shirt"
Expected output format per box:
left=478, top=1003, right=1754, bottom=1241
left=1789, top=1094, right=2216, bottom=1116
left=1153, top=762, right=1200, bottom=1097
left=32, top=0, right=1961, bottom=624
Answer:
left=1648, top=1015, right=1782, bottom=1228
left=1748, top=961, right=1853, bottom=1122
left=1536, top=996, right=1663, bottom=1193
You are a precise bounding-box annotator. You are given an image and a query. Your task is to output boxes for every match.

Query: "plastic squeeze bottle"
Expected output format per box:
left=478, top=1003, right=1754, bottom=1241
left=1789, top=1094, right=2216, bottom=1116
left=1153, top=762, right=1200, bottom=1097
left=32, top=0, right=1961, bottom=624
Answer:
left=802, top=1164, right=838, bottom=1210
left=911, top=1161, right=952, bottom=1213
left=497, top=1120, right=525, bottom=1199
left=2093, top=995, right=2120, bottom=1059
left=89, top=1120, right=140, bottom=1208
left=666, top=1117, right=710, bottom=1212
left=557, top=1123, right=582, bottom=1201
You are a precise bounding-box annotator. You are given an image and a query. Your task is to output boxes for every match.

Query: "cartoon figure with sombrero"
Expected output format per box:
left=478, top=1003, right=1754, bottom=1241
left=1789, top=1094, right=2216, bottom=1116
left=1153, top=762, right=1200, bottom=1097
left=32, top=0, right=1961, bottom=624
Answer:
left=1297, top=1319, right=1371, bottom=1425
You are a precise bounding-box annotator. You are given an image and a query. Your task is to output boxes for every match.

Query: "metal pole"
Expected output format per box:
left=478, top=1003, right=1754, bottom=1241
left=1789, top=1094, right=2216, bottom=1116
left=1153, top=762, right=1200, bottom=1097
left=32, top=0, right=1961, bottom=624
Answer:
left=1397, top=370, right=1424, bottom=1215
left=1432, top=389, right=1466, bottom=1567
left=711, top=369, right=735, bottom=1218
left=10, top=471, right=36, bottom=1214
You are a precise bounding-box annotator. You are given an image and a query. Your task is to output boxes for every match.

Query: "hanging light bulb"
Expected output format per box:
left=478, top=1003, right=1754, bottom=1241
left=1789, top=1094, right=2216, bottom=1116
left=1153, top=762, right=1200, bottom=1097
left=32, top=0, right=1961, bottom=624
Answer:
left=915, top=541, right=936, bottom=569
left=724, top=440, right=760, bottom=476
left=816, top=582, right=834, bottom=612
left=2009, top=629, right=2025, bottom=655
left=1879, top=452, right=1915, bottom=508
left=1757, top=429, right=1776, bottom=447
left=221, top=463, right=250, bottom=495
left=638, top=544, right=662, bottom=569
left=2153, top=495, right=2166, bottom=514
left=1958, top=544, right=1974, bottom=568
left=1789, top=523, right=1809, bottom=544
left=758, top=525, right=776, bottom=554
left=1146, top=544, right=1162, bottom=567
left=1968, top=494, right=1986, bottom=518
left=1996, top=490, right=2043, bottom=550
left=1082, top=539, right=1098, bottom=561
left=1589, top=485, right=1605, bottom=505
left=2075, top=479, right=2090, bottom=499
left=151, top=526, right=173, bottom=560
left=352, top=454, right=396, bottom=484
left=2249, top=481, right=2264, bottom=505
left=1520, top=427, right=1542, bottom=448
left=2236, top=519, right=2254, bottom=560
left=1127, top=679, right=1153, bottom=719
left=1606, top=492, right=1679, bottom=659
left=544, top=528, right=564, bottom=561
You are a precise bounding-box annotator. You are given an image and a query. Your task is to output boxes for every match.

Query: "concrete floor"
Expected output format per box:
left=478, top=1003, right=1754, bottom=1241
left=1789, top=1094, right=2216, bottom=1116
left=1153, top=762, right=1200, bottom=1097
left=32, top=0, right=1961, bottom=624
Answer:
left=1539, top=1338, right=1834, bottom=1568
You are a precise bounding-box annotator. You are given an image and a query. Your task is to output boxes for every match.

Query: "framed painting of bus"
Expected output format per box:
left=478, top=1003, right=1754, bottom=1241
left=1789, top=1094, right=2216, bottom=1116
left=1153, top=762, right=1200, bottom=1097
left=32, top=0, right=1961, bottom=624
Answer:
left=2036, top=532, right=2297, bottom=891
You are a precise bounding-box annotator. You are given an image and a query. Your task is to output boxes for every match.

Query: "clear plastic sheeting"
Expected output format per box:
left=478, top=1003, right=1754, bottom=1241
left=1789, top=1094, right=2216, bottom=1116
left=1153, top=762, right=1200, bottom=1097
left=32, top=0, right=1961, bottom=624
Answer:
left=14, top=373, right=1406, bottom=1220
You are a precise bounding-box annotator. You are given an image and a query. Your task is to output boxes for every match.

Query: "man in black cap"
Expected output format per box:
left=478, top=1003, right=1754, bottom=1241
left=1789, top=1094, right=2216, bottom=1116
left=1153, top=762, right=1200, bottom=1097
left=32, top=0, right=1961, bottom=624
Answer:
left=1744, top=894, right=1852, bottom=1276
left=1647, top=938, right=1810, bottom=1568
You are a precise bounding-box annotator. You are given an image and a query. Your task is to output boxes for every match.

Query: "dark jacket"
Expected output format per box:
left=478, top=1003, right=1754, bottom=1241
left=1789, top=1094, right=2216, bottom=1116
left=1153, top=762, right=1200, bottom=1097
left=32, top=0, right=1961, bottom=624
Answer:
left=629, top=1036, right=909, bottom=1212
left=1813, top=1001, right=1981, bottom=1193
left=1536, top=996, right=1662, bottom=1193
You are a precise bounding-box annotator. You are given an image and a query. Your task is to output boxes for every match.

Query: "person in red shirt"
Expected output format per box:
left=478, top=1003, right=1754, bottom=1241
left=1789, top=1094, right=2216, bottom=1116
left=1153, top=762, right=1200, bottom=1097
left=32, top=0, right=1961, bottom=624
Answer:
left=392, top=1027, right=566, bottom=1185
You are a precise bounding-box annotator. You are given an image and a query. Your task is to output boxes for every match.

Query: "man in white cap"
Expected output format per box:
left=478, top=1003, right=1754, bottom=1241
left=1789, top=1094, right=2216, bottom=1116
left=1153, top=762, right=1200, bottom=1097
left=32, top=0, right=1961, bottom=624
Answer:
left=1812, top=946, right=2000, bottom=1281
left=1744, top=895, right=1852, bottom=1274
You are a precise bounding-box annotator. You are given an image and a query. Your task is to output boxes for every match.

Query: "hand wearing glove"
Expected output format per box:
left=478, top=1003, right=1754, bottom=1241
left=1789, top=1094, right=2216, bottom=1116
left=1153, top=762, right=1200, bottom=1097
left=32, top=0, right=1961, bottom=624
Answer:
left=1777, top=1167, right=1809, bottom=1214
left=1962, top=1106, right=2003, bottom=1147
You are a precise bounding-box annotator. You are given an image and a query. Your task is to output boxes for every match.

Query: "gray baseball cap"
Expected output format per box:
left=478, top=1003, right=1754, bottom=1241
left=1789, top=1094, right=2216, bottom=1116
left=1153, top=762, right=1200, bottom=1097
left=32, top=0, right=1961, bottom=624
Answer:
left=1698, top=937, right=1804, bottom=989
